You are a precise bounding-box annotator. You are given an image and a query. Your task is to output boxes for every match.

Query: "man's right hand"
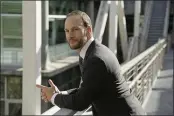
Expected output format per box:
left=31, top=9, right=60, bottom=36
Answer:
left=36, top=79, right=60, bottom=102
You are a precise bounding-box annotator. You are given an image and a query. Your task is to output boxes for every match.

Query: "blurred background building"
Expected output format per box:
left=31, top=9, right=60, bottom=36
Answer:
left=0, top=0, right=173, bottom=115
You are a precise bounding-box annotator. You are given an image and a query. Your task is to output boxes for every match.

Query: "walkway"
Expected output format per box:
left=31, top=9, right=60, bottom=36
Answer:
left=144, top=49, right=173, bottom=115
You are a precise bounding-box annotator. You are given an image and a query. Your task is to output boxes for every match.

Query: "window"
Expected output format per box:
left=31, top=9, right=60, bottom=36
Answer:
left=7, top=77, right=22, bottom=99
left=0, top=101, right=5, bottom=116
left=48, top=1, right=85, bottom=45
left=0, top=77, right=5, bottom=98
left=2, top=16, right=22, bottom=37
left=9, top=103, right=22, bottom=116
left=49, top=1, right=81, bottom=15
left=49, top=20, right=66, bottom=45
left=3, top=38, right=22, bottom=48
left=1, top=1, right=22, bottom=49
left=1, top=1, right=22, bottom=14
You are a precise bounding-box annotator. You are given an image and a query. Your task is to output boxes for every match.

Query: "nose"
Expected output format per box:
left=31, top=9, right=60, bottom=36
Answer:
left=69, top=30, right=75, bottom=37
left=67, top=33, right=74, bottom=40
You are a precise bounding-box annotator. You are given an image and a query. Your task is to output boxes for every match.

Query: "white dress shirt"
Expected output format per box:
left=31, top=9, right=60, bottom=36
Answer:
left=51, top=37, right=94, bottom=105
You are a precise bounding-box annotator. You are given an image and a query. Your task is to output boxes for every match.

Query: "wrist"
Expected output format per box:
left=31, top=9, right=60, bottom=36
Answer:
left=54, top=86, right=60, bottom=93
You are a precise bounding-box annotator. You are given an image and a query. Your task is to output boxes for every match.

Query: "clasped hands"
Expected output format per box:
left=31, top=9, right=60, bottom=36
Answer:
left=36, top=79, right=59, bottom=103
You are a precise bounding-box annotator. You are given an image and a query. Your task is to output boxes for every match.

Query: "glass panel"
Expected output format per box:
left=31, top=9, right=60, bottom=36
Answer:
left=49, top=1, right=86, bottom=45
left=0, top=101, right=5, bottom=116
left=56, top=20, right=66, bottom=44
left=2, top=16, right=22, bottom=36
left=3, top=38, right=22, bottom=48
left=0, top=76, right=5, bottom=98
left=48, top=20, right=66, bottom=45
left=49, top=1, right=80, bottom=15
left=9, top=103, right=22, bottom=116
left=1, top=1, right=22, bottom=14
left=7, top=77, right=22, bottom=99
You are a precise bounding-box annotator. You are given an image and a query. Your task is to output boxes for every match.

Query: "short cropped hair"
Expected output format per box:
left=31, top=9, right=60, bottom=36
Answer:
left=66, top=10, right=92, bottom=28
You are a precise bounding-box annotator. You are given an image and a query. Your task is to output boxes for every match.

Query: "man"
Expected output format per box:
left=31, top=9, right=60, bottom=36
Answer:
left=36, top=10, right=146, bottom=116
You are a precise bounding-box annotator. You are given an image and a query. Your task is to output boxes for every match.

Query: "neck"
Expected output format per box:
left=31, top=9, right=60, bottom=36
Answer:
left=76, top=40, right=87, bottom=54
left=77, top=37, right=90, bottom=53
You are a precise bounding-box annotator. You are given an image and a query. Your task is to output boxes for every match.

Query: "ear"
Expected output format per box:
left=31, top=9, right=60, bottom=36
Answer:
left=86, top=26, right=92, bottom=38
left=87, top=26, right=92, bottom=34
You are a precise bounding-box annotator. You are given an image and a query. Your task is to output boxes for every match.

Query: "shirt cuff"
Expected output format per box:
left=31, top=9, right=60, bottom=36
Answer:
left=61, top=91, right=68, bottom=95
left=51, top=91, right=68, bottom=105
left=51, top=93, right=59, bottom=105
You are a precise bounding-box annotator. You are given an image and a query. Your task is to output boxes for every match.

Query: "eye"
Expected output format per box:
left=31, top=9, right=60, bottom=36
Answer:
left=65, top=30, right=69, bottom=33
left=74, top=28, right=79, bottom=31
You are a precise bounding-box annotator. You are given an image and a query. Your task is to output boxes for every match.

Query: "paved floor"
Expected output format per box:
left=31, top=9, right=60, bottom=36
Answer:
left=144, top=49, right=173, bottom=115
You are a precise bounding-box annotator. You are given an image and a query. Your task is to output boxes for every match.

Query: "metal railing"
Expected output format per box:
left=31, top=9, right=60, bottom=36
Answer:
left=125, top=39, right=166, bottom=104
left=41, top=39, right=167, bottom=115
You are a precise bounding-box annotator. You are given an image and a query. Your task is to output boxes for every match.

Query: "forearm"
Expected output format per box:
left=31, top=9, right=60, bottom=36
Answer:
left=51, top=88, right=78, bottom=106
left=51, top=58, right=106, bottom=111
left=54, top=90, right=91, bottom=111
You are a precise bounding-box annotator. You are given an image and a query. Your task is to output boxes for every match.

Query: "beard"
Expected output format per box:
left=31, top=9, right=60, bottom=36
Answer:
left=68, top=37, right=85, bottom=50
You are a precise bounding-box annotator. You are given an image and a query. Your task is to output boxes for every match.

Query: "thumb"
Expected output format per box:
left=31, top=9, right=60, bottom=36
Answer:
left=48, top=79, right=55, bottom=88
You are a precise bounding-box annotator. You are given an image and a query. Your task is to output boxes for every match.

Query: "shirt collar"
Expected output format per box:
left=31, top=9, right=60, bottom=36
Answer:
left=80, top=37, right=94, bottom=59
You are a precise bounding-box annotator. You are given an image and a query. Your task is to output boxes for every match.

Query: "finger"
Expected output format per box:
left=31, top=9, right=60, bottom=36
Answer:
left=41, top=93, right=48, bottom=100
left=42, top=97, right=48, bottom=103
left=42, top=96, right=47, bottom=100
left=36, top=84, right=46, bottom=89
left=44, top=100, right=48, bottom=103
left=41, top=88, right=47, bottom=93
left=48, top=79, right=55, bottom=88
left=41, top=95, right=48, bottom=102
left=41, top=91, right=47, bottom=97
left=41, top=91, right=46, bottom=96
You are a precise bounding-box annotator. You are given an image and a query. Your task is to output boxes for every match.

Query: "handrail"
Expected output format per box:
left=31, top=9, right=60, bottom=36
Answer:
left=121, top=39, right=165, bottom=75
left=128, top=40, right=166, bottom=104
left=129, top=43, right=166, bottom=89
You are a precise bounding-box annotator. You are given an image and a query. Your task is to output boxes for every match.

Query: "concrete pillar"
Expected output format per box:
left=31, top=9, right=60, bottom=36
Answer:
left=50, top=1, right=57, bottom=46
left=133, top=1, right=141, bottom=56
left=173, top=8, right=174, bottom=32
left=163, top=1, right=170, bottom=37
left=173, top=10, right=174, bottom=31
left=172, top=7, right=174, bottom=48
left=51, top=22, right=57, bottom=45
left=86, top=1, right=95, bottom=28
left=109, top=1, right=118, bottom=55
left=22, top=1, right=42, bottom=115
left=134, top=1, right=141, bottom=37
left=1, top=16, right=3, bottom=50
left=41, top=1, right=50, bottom=70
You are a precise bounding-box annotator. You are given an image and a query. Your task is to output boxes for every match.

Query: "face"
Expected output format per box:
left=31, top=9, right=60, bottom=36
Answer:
left=64, top=15, right=89, bottom=50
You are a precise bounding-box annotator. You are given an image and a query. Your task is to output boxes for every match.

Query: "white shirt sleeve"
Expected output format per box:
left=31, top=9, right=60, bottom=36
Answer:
left=51, top=91, right=68, bottom=105
left=51, top=93, right=59, bottom=105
